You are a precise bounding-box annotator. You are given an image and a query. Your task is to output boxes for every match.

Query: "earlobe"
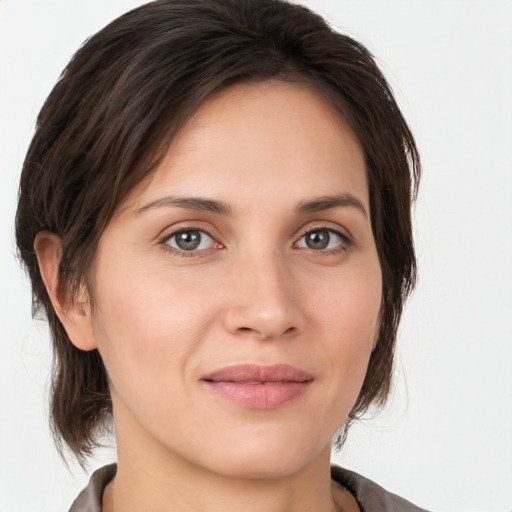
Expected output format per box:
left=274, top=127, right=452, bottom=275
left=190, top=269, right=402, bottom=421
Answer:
left=372, top=305, right=383, bottom=352
left=372, top=331, right=379, bottom=353
left=34, top=231, right=98, bottom=351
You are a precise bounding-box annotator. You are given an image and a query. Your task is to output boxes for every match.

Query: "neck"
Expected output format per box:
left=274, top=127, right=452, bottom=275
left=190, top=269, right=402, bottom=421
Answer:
left=104, top=422, right=341, bottom=512
left=104, top=446, right=339, bottom=512
left=102, top=394, right=359, bottom=512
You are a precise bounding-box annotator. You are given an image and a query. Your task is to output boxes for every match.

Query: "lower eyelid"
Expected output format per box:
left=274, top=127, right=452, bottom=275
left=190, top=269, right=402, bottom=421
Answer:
left=160, top=228, right=219, bottom=252
left=159, top=226, right=351, bottom=256
left=295, top=228, right=351, bottom=250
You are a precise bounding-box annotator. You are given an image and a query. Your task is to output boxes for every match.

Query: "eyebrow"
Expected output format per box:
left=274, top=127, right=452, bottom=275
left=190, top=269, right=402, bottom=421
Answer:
left=135, top=196, right=233, bottom=215
left=135, top=192, right=367, bottom=218
left=295, top=193, right=368, bottom=218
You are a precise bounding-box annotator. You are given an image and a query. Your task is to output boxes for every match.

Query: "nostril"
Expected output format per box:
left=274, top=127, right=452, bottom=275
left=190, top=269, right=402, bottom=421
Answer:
left=236, top=325, right=297, bottom=338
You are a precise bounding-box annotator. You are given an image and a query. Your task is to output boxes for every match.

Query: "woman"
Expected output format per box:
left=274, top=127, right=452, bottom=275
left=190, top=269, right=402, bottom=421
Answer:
left=15, top=0, right=425, bottom=510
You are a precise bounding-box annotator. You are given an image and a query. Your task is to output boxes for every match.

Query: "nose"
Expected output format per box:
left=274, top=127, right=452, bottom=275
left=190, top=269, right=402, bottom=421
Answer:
left=222, top=253, right=305, bottom=341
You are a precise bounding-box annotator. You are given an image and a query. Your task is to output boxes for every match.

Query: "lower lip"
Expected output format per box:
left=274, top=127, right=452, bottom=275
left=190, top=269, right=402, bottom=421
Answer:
left=203, top=381, right=312, bottom=409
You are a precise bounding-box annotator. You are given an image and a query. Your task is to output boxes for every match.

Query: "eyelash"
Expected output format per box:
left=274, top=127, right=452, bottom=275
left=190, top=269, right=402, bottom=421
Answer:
left=159, top=227, right=221, bottom=258
left=158, top=225, right=352, bottom=257
left=295, top=225, right=352, bottom=255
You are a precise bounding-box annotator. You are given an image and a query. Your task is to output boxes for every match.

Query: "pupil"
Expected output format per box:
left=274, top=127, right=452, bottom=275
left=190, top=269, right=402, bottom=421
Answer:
left=306, top=230, right=329, bottom=249
left=177, top=231, right=201, bottom=250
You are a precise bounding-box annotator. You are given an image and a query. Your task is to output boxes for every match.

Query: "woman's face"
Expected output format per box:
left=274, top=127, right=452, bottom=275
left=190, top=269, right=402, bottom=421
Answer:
left=86, top=81, right=382, bottom=478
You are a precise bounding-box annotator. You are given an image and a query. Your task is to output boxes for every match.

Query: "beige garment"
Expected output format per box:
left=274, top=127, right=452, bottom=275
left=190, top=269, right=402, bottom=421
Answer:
left=68, top=463, right=431, bottom=512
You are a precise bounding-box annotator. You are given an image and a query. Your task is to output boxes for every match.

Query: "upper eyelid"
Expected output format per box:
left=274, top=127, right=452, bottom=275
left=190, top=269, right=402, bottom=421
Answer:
left=294, top=227, right=349, bottom=248
left=157, top=221, right=352, bottom=247
left=159, top=227, right=220, bottom=256
left=294, top=222, right=352, bottom=242
left=158, top=223, right=220, bottom=243
left=165, top=228, right=214, bottom=241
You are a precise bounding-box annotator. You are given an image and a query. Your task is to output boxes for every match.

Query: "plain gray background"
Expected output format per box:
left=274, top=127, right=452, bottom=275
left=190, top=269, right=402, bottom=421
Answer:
left=1, top=1, right=511, bottom=511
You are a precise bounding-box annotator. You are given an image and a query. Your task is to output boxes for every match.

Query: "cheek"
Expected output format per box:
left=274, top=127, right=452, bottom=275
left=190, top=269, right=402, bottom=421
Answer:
left=89, top=259, right=219, bottom=392
left=314, top=260, right=381, bottom=335
left=311, top=262, right=382, bottom=385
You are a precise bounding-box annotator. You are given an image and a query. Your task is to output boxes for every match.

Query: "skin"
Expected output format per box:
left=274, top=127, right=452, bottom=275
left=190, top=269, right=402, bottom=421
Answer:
left=36, top=81, right=382, bottom=512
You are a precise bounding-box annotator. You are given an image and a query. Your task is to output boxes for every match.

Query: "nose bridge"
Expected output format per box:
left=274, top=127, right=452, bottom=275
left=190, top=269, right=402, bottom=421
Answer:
left=223, top=245, right=302, bottom=339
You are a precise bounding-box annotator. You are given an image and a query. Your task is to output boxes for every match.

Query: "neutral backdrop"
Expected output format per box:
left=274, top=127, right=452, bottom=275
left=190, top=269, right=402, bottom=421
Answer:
left=1, top=1, right=511, bottom=511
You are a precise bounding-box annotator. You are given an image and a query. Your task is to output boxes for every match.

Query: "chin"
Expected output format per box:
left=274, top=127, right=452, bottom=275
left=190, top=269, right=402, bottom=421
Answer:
left=191, top=425, right=331, bottom=480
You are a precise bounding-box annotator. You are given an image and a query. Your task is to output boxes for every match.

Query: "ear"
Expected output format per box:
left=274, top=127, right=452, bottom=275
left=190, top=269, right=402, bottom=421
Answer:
left=371, top=330, right=379, bottom=353
left=34, top=231, right=98, bottom=351
left=371, top=304, right=383, bottom=352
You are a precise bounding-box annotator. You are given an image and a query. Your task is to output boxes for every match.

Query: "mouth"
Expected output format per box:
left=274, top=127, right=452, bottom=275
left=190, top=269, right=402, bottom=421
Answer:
left=200, top=364, right=313, bottom=409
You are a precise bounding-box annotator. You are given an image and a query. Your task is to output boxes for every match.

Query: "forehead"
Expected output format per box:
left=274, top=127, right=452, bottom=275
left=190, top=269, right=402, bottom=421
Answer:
left=123, top=80, right=368, bottom=214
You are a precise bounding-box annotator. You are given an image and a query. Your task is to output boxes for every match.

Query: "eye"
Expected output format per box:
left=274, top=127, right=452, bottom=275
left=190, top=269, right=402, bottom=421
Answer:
left=164, top=229, right=217, bottom=252
left=296, top=228, right=347, bottom=251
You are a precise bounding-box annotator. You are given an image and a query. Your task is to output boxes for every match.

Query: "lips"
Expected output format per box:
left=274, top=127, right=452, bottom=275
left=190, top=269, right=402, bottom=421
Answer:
left=201, top=364, right=313, bottom=409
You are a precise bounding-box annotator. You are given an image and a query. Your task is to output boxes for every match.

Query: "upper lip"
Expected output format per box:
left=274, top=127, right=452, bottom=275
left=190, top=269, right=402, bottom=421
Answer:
left=201, top=364, right=313, bottom=383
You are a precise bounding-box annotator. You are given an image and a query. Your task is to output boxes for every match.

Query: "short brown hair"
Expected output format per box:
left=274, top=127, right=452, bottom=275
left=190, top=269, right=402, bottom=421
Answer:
left=16, top=0, right=420, bottom=461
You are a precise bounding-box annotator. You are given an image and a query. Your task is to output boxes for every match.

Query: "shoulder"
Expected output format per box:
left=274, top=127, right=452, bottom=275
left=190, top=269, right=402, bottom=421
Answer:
left=68, top=464, right=117, bottom=512
left=331, top=465, right=431, bottom=512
